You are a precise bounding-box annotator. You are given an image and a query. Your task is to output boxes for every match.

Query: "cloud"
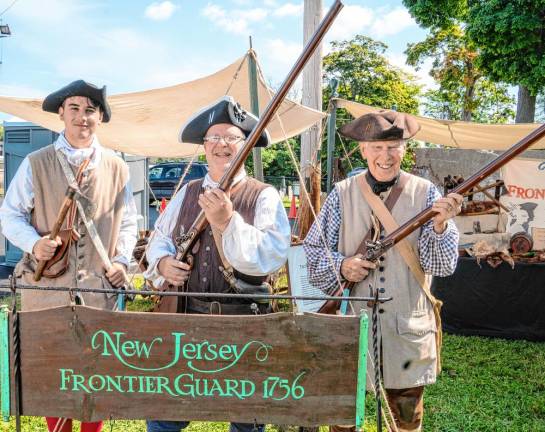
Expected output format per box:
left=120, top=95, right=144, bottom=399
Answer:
left=370, top=7, right=416, bottom=37
left=326, top=5, right=374, bottom=43
left=202, top=3, right=268, bottom=35
left=272, top=2, right=303, bottom=17
left=144, top=1, right=179, bottom=21
left=8, top=0, right=98, bottom=23
left=265, top=38, right=302, bottom=68
left=0, top=84, right=46, bottom=98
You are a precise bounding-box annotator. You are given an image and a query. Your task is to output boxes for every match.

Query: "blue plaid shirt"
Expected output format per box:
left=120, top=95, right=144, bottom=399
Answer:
left=303, top=182, right=459, bottom=293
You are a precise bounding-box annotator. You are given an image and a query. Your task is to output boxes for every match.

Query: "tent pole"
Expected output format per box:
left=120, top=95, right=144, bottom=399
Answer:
left=248, top=42, right=264, bottom=182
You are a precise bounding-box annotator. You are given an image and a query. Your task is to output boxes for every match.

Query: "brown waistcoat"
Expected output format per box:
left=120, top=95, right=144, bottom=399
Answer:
left=158, top=177, right=268, bottom=313
left=15, top=144, right=129, bottom=311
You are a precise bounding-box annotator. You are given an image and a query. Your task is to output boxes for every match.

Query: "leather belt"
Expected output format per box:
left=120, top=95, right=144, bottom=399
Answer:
left=186, top=297, right=268, bottom=315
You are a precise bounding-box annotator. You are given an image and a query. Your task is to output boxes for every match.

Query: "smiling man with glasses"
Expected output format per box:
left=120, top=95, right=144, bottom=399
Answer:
left=304, top=110, right=462, bottom=432
left=144, top=96, right=290, bottom=432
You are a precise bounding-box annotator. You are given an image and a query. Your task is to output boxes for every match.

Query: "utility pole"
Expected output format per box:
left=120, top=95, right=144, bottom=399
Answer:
left=300, top=0, right=323, bottom=183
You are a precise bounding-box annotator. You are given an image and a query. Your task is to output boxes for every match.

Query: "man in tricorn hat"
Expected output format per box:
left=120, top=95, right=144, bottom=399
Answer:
left=304, top=111, right=462, bottom=432
left=144, top=95, right=290, bottom=432
left=0, top=80, right=137, bottom=431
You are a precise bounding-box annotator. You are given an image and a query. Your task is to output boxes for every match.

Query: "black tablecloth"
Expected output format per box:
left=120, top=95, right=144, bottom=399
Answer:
left=432, top=257, right=545, bottom=341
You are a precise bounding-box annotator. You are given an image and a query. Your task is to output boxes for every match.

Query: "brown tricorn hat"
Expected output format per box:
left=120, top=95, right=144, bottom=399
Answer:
left=338, top=110, right=420, bottom=142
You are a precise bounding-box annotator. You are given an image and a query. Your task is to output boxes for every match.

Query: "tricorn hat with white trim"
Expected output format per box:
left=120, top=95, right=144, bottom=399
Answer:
left=179, top=96, right=270, bottom=147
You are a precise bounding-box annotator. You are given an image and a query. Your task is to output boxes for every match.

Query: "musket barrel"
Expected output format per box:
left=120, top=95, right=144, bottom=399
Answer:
left=374, top=122, right=545, bottom=259
left=174, top=0, right=344, bottom=264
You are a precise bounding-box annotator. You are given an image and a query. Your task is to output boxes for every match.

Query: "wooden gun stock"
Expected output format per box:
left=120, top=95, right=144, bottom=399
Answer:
left=34, top=186, right=77, bottom=282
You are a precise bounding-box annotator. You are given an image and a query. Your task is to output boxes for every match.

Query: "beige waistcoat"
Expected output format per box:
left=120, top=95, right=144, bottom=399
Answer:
left=338, top=172, right=437, bottom=389
left=14, top=144, right=129, bottom=312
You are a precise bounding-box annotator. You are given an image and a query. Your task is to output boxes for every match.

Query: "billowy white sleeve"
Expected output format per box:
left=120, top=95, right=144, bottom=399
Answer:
left=222, top=186, right=290, bottom=276
left=111, top=182, right=138, bottom=268
left=143, top=186, right=187, bottom=288
left=0, top=158, right=41, bottom=254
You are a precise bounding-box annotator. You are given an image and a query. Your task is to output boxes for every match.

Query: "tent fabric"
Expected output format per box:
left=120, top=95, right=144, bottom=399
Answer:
left=0, top=54, right=325, bottom=158
left=335, top=98, right=545, bottom=151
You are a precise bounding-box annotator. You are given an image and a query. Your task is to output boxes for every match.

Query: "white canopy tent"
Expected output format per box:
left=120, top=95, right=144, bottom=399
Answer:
left=0, top=53, right=325, bottom=158
left=335, top=98, right=545, bottom=151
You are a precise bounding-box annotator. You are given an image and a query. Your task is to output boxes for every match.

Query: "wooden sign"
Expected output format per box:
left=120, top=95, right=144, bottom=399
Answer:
left=5, top=306, right=366, bottom=426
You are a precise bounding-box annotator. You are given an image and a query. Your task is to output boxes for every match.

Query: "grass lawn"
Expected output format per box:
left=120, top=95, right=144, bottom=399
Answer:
left=0, top=297, right=543, bottom=431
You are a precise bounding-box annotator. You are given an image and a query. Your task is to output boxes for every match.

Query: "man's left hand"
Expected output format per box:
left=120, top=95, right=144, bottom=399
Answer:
left=432, top=192, right=463, bottom=234
left=106, top=262, right=128, bottom=288
left=198, top=188, right=233, bottom=232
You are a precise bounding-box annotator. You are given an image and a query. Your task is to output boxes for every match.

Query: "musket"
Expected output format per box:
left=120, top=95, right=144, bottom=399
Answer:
left=34, top=156, right=93, bottom=282
left=34, top=185, right=77, bottom=281
left=170, top=0, right=344, bottom=267
left=346, top=122, right=545, bottom=291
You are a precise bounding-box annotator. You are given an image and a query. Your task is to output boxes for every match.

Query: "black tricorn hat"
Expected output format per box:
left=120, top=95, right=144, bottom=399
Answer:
left=42, top=80, right=111, bottom=123
left=339, top=110, right=420, bottom=142
left=179, top=96, right=271, bottom=147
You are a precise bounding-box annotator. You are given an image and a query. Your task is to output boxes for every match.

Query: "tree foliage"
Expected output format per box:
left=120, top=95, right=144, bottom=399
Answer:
left=406, top=24, right=514, bottom=123
left=323, top=35, right=421, bottom=114
left=466, top=0, right=545, bottom=96
left=402, top=0, right=467, bottom=29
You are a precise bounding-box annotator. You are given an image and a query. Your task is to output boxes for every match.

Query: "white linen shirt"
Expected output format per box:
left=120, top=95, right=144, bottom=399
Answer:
left=0, top=132, right=138, bottom=267
left=144, top=171, right=290, bottom=288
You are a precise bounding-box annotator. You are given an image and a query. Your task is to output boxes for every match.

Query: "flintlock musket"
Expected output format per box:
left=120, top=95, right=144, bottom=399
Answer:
left=357, top=122, right=545, bottom=273
left=169, top=0, right=344, bottom=269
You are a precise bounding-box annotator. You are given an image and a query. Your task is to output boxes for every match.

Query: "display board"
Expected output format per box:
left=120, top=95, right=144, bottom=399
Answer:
left=2, top=306, right=366, bottom=427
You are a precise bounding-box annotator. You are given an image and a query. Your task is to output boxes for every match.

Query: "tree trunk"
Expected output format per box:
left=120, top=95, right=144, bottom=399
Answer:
left=515, top=85, right=536, bottom=123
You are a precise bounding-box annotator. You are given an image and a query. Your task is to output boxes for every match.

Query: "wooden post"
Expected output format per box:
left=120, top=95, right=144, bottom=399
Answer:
left=300, top=0, right=323, bottom=182
left=356, top=312, right=369, bottom=431
left=248, top=42, right=264, bottom=182
left=326, top=79, right=339, bottom=193
left=0, top=306, right=10, bottom=421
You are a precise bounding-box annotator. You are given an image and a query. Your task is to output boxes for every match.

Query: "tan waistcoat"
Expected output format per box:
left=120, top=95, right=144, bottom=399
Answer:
left=338, top=171, right=437, bottom=389
left=15, top=144, right=129, bottom=311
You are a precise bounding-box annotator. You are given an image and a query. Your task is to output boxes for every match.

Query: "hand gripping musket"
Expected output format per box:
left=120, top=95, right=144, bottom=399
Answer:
left=343, top=122, right=545, bottom=294
left=162, top=1, right=344, bottom=297
left=33, top=185, right=78, bottom=282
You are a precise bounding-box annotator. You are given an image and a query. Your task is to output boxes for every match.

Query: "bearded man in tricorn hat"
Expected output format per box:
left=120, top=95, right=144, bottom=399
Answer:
left=0, top=80, right=137, bottom=431
left=144, top=96, right=290, bottom=432
left=304, top=111, right=462, bottom=432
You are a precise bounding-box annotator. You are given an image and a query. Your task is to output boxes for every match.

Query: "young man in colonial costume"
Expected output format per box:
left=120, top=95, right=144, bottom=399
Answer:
left=304, top=111, right=462, bottom=432
left=144, top=96, right=291, bottom=432
left=0, top=80, right=137, bottom=432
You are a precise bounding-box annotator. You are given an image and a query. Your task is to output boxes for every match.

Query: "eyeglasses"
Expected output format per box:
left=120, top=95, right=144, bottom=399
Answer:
left=203, top=135, right=245, bottom=145
left=365, top=143, right=405, bottom=154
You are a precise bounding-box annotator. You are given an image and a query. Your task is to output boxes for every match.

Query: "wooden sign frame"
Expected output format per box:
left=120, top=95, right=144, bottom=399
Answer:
left=0, top=306, right=368, bottom=428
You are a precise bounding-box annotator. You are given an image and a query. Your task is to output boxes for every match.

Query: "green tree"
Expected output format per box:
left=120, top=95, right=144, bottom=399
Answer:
left=403, top=0, right=545, bottom=123
left=466, top=0, right=545, bottom=122
left=323, top=35, right=421, bottom=114
left=406, top=24, right=514, bottom=123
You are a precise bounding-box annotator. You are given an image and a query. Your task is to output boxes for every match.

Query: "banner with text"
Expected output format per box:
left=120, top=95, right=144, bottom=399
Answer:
left=11, top=306, right=362, bottom=426
left=501, top=159, right=545, bottom=245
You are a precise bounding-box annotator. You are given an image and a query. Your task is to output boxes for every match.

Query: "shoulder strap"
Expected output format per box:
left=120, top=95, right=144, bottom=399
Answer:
left=55, top=150, right=113, bottom=270
left=353, top=173, right=409, bottom=255
left=358, top=172, right=427, bottom=288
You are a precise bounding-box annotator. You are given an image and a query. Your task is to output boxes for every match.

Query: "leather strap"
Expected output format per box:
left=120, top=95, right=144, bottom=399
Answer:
left=55, top=150, right=113, bottom=271
left=353, top=172, right=409, bottom=256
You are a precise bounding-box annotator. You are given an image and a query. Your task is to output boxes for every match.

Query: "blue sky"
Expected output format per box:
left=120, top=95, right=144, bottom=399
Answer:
left=0, top=0, right=431, bottom=120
